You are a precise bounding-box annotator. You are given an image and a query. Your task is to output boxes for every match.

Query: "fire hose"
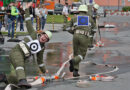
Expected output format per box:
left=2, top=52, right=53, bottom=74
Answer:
left=4, top=54, right=73, bottom=90
left=5, top=53, right=119, bottom=90
left=28, top=53, right=73, bottom=86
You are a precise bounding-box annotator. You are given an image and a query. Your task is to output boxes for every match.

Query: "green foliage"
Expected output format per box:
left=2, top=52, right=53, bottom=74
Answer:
left=1, top=32, right=28, bottom=36
left=3, top=0, right=15, bottom=7
left=122, top=6, right=130, bottom=11
left=46, top=15, right=74, bottom=24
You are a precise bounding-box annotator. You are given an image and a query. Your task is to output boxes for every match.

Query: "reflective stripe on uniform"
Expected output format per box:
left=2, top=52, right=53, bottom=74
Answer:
left=75, top=30, right=88, bottom=35
left=30, top=14, right=33, bottom=18
left=39, top=63, right=45, bottom=67
left=26, top=36, right=33, bottom=41
left=74, top=22, right=77, bottom=26
left=25, top=17, right=31, bottom=21
left=78, top=55, right=83, bottom=60
left=19, top=42, right=30, bottom=57
left=16, top=66, right=24, bottom=70
left=66, top=27, right=71, bottom=31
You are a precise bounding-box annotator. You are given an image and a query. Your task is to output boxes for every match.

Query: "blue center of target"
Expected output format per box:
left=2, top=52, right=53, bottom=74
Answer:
left=77, top=16, right=89, bottom=26
left=81, top=18, right=87, bottom=23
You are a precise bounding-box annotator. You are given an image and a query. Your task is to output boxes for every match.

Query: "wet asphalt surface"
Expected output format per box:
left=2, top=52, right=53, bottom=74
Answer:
left=0, top=15, right=130, bottom=90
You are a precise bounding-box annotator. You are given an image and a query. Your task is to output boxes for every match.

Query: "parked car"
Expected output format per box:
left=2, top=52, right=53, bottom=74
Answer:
left=97, top=7, right=106, bottom=17
left=69, top=2, right=81, bottom=14
left=54, top=3, right=63, bottom=15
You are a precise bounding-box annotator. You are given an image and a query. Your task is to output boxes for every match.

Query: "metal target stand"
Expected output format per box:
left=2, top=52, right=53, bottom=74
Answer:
left=0, top=31, right=4, bottom=44
left=0, top=14, right=5, bottom=44
left=49, top=15, right=58, bottom=32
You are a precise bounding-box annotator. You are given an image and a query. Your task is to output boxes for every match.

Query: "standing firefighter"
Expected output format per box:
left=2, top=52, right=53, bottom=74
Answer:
left=88, top=3, right=100, bottom=49
left=92, top=4, right=100, bottom=23
left=67, top=5, right=95, bottom=77
left=0, top=2, right=52, bottom=89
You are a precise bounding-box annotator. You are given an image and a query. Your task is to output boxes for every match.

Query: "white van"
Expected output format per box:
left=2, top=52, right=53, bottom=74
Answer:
left=70, top=2, right=81, bottom=14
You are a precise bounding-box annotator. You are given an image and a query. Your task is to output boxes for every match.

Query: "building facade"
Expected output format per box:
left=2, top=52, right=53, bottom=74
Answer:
left=45, top=0, right=130, bottom=6
left=94, top=0, right=130, bottom=7
left=45, top=0, right=75, bottom=5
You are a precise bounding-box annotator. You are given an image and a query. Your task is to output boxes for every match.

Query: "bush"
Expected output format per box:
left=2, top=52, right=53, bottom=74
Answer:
left=32, top=15, right=74, bottom=24
left=46, top=15, right=74, bottom=24
left=122, top=6, right=130, bottom=11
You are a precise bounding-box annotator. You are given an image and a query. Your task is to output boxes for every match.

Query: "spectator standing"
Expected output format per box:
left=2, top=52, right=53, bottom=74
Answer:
left=1, top=7, right=5, bottom=26
left=40, top=4, right=48, bottom=30
left=0, top=7, right=6, bottom=31
left=29, top=3, right=35, bottom=25
left=4, top=7, right=8, bottom=30
left=0, top=20, right=1, bottom=32
left=35, top=4, right=42, bottom=31
left=18, top=5, right=25, bottom=31
left=11, top=2, right=20, bottom=38
left=0, top=8, right=2, bottom=31
left=62, top=3, right=69, bottom=31
left=0, top=21, right=1, bottom=31
left=6, top=3, right=13, bottom=37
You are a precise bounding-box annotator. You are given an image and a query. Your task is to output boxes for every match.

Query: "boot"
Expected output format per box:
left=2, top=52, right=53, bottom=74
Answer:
left=0, top=73, right=8, bottom=84
left=17, top=79, right=31, bottom=89
left=69, top=59, right=74, bottom=72
left=73, top=69, right=80, bottom=77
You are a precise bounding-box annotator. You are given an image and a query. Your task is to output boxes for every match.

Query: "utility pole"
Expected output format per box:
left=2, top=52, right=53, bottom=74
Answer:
left=122, top=0, right=125, bottom=7
left=118, top=0, right=120, bottom=11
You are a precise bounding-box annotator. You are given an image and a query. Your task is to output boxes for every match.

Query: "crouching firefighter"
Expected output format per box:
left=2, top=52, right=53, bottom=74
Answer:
left=66, top=5, right=95, bottom=77
left=0, top=2, right=52, bottom=89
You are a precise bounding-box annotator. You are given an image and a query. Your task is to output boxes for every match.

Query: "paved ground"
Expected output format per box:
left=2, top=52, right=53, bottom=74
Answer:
left=0, top=15, right=130, bottom=90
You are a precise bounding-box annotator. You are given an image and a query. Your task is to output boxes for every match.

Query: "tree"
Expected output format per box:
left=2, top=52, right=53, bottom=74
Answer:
left=3, top=0, right=15, bottom=7
left=74, top=0, right=80, bottom=2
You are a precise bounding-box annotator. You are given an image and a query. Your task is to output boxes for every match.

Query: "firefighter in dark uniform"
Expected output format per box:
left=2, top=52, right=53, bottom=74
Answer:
left=0, top=8, right=2, bottom=31
left=92, top=4, right=100, bottom=23
left=67, top=5, right=95, bottom=77
left=0, top=7, right=5, bottom=31
left=88, top=3, right=100, bottom=49
left=0, top=2, right=52, bottom=89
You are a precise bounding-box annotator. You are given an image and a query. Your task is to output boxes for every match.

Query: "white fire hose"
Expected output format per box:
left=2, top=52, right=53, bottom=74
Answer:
left=5, top=54, right=73, bottom=90
left=5, top=53, right=119, bottom=90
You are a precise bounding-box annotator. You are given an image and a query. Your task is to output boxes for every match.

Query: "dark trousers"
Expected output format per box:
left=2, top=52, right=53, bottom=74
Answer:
left=8, top=18, right=12, bottom=36
left=11, top=16, right=17, bottom=38
left=19, top=16, right=24, bottom=31
left=72, top=33, right=89, bottom=70
left=41, top=17, right=46, bottom=30
left=0, top=21, right=2, bottom=31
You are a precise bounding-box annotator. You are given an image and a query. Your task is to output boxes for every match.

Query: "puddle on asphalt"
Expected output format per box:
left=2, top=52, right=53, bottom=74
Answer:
left=87, top=49, right=130, bottom=66
left=0, top=42, right=119, bottom=79
left=101, top=37, right=119, bottom=47
left=0, top=42, right=73, bottom=77
left=0, top=21, right=130, bottom=84
left=100, top=22, right=130, bottom=35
